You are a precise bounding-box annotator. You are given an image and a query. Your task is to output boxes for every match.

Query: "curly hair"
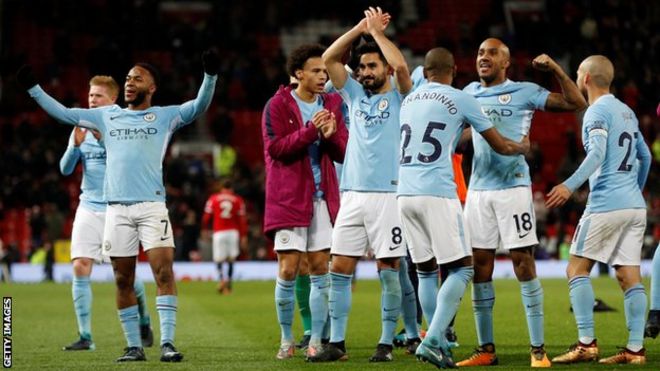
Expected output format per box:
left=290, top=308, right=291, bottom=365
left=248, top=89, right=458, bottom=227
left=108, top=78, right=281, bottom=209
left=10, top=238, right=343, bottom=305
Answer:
left=286, top=43, right=327, bottom=77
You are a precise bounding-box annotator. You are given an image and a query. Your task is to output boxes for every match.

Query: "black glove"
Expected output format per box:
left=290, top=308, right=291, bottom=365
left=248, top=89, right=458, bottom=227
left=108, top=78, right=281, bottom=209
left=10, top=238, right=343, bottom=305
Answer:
left=16, top=64, right=38, bottom=90
left=202, top=49, right=219, bottom=76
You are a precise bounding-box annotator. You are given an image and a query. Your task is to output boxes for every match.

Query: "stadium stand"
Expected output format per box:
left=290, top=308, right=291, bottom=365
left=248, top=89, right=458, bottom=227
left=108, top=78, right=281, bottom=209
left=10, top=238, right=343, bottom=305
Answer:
left=0, top=0, right=658, bottom=266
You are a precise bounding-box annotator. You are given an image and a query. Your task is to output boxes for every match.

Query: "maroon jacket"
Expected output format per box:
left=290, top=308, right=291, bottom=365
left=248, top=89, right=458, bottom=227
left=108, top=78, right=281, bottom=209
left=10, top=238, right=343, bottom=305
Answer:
left=261, top=85, right=348, bottom=237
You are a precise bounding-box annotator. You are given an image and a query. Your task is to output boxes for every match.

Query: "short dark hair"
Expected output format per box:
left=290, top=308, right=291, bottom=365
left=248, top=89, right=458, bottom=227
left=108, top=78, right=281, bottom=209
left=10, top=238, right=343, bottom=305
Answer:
left=220, top=178, right=232, bottom=190
left=286, top=44, right=326, bottom=77
left=134, top=62, right=160, bottom=88
left=355, top=42, right=387, bottom=65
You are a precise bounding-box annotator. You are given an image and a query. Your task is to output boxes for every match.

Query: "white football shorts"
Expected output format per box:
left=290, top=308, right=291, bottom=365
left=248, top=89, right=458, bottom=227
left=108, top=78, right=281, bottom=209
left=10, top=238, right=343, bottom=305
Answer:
left=464, top=186, right=538, bottom=250
left=274, top=199, right=332, bottom=253
left=571, top=208, right=646, bottom=266
left=102, top=201, right=175, bottom=257
left=331, top=191, right=406, bottom=260
left=399, top=195, right=471, bottom=264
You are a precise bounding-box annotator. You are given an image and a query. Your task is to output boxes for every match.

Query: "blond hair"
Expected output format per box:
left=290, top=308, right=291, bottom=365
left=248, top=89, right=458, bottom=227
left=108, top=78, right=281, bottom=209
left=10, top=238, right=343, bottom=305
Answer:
left=89, top=75, right=119, bottom=98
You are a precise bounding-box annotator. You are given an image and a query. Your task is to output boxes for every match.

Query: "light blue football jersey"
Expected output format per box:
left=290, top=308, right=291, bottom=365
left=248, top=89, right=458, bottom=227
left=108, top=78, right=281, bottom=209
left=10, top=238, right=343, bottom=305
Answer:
left=410, top=65, right=425, bottom=91
left=398, top=82, right=493, bottom=198
left=324, top=80, right=350, bottom=185
left=463, top=79, right=549, bottom=190
left=30, top=74, right=216, bottom=202
left=60, top=130, right=107, bottom=212
left=291, top=90, right=323, bottom=197
left=575, top=94, right=647, bottom=213
left=338, top=76, right=404, bottom=192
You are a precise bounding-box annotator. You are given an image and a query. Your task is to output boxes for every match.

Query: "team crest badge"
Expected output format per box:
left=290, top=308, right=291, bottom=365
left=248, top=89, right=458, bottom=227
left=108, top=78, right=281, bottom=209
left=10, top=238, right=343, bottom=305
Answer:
left=144, top=113, right=156, bottom=122
left=498, top=94, right=512, bottom=105
left=279, top=232, right=290, bottom=244
left=103, top=240, right=111, bottom=251
left=378, top=98, right=389, bottom=111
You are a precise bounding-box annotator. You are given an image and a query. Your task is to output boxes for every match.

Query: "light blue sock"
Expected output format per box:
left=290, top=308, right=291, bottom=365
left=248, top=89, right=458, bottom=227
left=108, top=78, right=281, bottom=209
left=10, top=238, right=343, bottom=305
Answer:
left=399, top=258, right=420, bottom=339
left=329, top=272, right=352, bottom=343
left=651, top=245, right=660, bottom=310
left=133, top=279, right=151, bottom=327
left=309, top=273, right=330, bottom=344
left=275, top=278, right=295, bottom=342
left=417, top=269, right=439, bottom=327
left=624, top=283, right=646, bottom=350
left=156, top=295, right=177, bottom=346
left=472, top=281, right=495, bottom=346
left=520, top=278, right=544, bottom=347
left=72, top=276, right=92, bottom=340
left=118, top=305, right=141, bottom=348
left=568, top=276, right=595, bottom=342
left=378, top=268, right=401, bottom=345
left=423, top=266, right=473, bottom=350
left=322, top=312, right=331, bottom=340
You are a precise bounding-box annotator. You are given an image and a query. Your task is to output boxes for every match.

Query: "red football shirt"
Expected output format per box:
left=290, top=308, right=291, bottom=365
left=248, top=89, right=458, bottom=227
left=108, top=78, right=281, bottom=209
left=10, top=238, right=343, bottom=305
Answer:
left=202, top=190, right=247, bottom=236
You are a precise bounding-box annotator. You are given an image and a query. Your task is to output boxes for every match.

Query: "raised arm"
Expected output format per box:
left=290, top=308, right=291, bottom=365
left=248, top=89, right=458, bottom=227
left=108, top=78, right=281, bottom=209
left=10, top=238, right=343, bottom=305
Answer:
left=59, top=129, right=82, bottom=176
left=532, top=54, right=587, bottom=112
left=365, top=7, right=412, bottom=94
left=178, top=51, right=219, bottom=123
left=18, top=65, right=100, bottom=130
left=322, top=20, right=367, bottom=90
left=178, top=73, right=217, bottom=124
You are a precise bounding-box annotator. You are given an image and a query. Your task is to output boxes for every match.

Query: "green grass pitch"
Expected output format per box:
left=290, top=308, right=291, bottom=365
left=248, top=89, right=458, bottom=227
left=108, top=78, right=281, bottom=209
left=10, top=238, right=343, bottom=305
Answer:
left=4, top=277, right=659, bottom=370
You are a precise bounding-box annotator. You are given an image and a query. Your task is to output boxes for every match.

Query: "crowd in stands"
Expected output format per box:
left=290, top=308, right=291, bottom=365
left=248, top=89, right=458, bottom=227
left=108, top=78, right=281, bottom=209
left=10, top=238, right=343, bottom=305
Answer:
left=0, top=0, right=658, bottom=267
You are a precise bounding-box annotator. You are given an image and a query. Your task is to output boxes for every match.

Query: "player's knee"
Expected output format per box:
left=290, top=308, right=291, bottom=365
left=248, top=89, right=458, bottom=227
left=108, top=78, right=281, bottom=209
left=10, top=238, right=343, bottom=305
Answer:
left=154, top=266, right=174, bottom=285
left=514, top=264, right=535, bottom=281
left=114, top=272, right=134, bottom=291
left=309, top=264, right=328, bottom=276
left=330, top=255, right=357, bottom=275
left=377, top=257, right=400, bottom=270
left=278, top=265, right=297, bottom=281
left=513, top=254, right=536, bottom=280
left=72, top=258, right=92, bottom=276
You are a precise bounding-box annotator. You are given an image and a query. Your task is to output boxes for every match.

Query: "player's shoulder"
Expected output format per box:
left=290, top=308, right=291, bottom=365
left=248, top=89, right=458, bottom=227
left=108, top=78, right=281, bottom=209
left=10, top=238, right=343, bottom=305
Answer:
left=462, top=81, right=481, bottom=94
left=587, top=95, right=615, bottom=114
left=454, top=89, right=482, bottom=111
left=511, top=80, right=541, bottom=90
left=584, top=99, right=612, bottom=124
left=519, top=80, right=548, bottom=96
left=149, top=105, right=177, bottom=115
left=99, top=104, right=122, bottom=113
left=340, top=75, right=364, bottom=95
left=265, top=86, right=291, bottom=108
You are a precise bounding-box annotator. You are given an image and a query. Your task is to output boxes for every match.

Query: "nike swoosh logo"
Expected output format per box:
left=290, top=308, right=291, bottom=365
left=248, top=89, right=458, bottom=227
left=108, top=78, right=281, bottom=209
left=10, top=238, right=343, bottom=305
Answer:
left=526, top=303, right=541, bottom=308
left=160, top=236, right=169, bottom=241
left=388, top=245, right=400, bottom=251
left=383, top=307, right=398, bottom=312
left=110, top=116, right=120, bottom=120
left=518, top=231, right=531, bottom=239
